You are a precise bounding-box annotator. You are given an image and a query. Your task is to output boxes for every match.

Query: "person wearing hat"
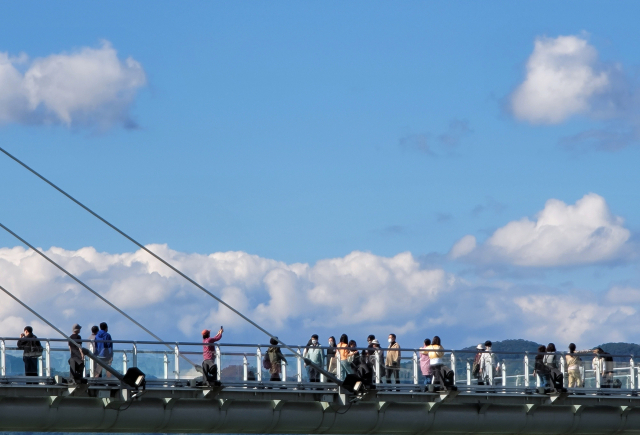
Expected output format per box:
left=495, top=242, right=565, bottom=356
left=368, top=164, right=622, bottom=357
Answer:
left=202, top=327, right=223, bottom=383
left=370, top=339, right=384, bottom=381
left=68, top=324, right=85, bottom=384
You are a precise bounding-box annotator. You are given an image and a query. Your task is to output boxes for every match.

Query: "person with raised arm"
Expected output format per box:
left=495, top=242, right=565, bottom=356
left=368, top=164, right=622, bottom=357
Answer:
left=17, top=326, right=42, bottom=378
left=201, top=327, right=223, bottom=383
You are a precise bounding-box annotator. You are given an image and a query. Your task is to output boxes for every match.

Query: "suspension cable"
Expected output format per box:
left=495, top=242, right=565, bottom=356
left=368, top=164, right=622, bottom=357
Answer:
left=0, top=221, right=197, bottom=368
left=0, top=146, right=343, bottom=386
left=0, top=283, right=124, bottom=380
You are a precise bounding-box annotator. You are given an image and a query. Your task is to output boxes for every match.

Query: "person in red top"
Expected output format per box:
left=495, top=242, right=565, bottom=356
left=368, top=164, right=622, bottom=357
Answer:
left=202, top=327, right=224, bottom=361
left=201, top=327, right=223, bottom=384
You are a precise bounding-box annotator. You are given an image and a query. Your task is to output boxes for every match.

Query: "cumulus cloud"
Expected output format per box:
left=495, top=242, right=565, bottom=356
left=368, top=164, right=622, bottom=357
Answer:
left=1, top=243, right=640, bottom=347
left=0, top=41, right=145, bottom=129
left=510, top=35, right=610, bottom=124
left=451, top=193, right=631, bottom=267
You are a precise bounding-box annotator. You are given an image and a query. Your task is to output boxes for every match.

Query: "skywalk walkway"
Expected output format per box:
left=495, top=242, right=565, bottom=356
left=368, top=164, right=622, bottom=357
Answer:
left=2, top=338, right=640, bottom=434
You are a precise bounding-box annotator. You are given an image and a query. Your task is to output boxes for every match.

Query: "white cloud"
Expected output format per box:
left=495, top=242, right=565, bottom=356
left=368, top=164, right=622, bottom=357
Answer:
left=1, top=243, right=640, bottom=348
left=451, top=193, right=630, bottom=267
left=511, top=35, right=610, bottom=124
left=0, top=41, right=145, bottom=129
left=449, top=234, right=476, bottom=259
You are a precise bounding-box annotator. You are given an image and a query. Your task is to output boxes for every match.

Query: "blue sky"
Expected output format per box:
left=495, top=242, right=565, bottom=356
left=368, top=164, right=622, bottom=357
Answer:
left=1, top=2, right=640, bottom=349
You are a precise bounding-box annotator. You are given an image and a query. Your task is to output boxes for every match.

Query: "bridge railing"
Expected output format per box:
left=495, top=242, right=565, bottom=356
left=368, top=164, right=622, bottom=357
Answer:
left=1, top=337, right=639, bottom=395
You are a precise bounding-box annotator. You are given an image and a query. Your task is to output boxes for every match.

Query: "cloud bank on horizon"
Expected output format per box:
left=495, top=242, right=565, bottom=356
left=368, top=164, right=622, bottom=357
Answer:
left=0, top=192, right=637, bottom=348
left=0, top=41, right=146, bottom=129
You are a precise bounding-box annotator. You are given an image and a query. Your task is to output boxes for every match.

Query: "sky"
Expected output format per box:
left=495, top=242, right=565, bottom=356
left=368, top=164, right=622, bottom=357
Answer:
left=1, top=2, right=640, bottom=351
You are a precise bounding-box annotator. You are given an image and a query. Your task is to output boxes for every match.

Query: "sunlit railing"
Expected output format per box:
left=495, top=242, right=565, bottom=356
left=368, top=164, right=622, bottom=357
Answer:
left=1, top=337, right=638, bottom=395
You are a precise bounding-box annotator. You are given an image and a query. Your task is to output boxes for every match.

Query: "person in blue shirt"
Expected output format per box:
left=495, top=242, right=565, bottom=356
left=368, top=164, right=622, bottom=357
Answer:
left=94, top=322, right=113, bottom=378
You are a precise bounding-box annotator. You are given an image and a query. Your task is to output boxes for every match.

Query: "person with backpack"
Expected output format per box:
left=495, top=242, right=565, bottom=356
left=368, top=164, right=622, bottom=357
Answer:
left=201, top=327, right=223, bottom=384
left=68, top=324, right=85, bottom=384
left=566, top=343, right=582, bottom=388
left=17, top=326, right=42, bottom=378
left=266, top=337, right=287, bottom=381
left=472, top=344, right=484, bottom=385
left=419, top=338, right=432, bottom=389
left=302, top=334, right=324, bottom=382
left=533, top=345, right=548, bottom=386
left=480, top=340, right=496, bottom=386
left=543, top=343, right=560, bottom=389
left=94, top=322, right=114, bottom=378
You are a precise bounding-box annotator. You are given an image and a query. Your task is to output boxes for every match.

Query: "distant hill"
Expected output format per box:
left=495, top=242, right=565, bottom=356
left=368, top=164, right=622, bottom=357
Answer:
left=462, top=339, right=543, bottom=359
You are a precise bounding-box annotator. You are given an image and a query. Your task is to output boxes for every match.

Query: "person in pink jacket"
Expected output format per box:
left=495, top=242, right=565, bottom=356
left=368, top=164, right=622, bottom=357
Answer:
left=419, top=338, right=432, bottom=389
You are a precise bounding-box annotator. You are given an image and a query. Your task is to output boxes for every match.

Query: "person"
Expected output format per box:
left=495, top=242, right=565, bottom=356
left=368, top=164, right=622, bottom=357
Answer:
left=594, top=347, right=614, bottom=387
left=480, top=340, right=496, bottom=386
left=362, top=335, right=375, bottom=364
left=94, top=322, right=113, bottom=378
left=327, top=336, right=337, bottom=374
left=426, top=336, right=445, bottom=386
left=68, top=324, right=85, bottom=384
left=337, top=334, right=353, bottom=380
left=348, top=339, right=361, bottom=370
left=385, top=333, right=401, bottom=385
left=302, top=334, right=324, bottom=382
left=419, top=338, right=432, bottom=389
left=566, top=343, right=582, bottom=388
left=533, top=345, right=548, bottom=386
left=472, top=344, right=484, bottom=385
left=202, top=327, right=223, bottom=383
left=17, top=326, right=42, bottom=378
left=267, top=337, right=287, bottom=381
left=543, top=343, right=559, bottom=388
left=88, top=326, right=99, bottom=349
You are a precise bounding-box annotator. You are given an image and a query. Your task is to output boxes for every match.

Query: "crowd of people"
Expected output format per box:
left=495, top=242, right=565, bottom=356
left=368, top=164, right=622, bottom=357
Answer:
left=13, top=324, right=619, bottom=390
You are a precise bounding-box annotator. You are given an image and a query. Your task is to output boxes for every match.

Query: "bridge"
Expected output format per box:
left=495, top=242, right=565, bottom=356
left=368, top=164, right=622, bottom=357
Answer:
left=2, top=338, right=640, bottom=434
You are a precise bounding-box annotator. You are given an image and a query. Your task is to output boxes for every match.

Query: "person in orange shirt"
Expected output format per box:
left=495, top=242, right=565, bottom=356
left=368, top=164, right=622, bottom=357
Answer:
left=337, top=334, right=353, bottom=380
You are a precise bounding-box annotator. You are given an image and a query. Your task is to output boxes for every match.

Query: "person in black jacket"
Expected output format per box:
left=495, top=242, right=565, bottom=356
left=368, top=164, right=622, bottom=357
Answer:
left=17, top=326, right=42, bottom=378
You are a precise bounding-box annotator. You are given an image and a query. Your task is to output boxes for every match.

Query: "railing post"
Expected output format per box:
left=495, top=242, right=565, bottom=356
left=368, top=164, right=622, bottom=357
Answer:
left=630, top=357, right=635, bottom=390
left=560, top=354, right=567, bottom=388
left=596, top=358, right=601, bottom=388
left=501, top=361, right=506, bottom=387
left=45, top=341, right=51, bottom=377
left=375, top=350, right=380, bottom=384
left=281, top=358, right=287, bottom=381
left=243, top=355, right=248, bottom=382
left=466, top=361, right=471, bottom=386
left=524, top=354, right=529, bottom=388
left=297, top=348, right=302, bottom=383
left=336, top=353, right=341, bottom=380
left=163, top=352, right=169, bottom=379
left=38, top=355, right=43, bottom=377
left=0, top=339, right=5, bottom=376
left=413, top=351, right=419, bottom=385
left=89, top=342, right=95, bottom=377
left=450, top=352, right=456, bottom=385
left=256, top=347, right=263, bottom=382
left=132, top=343, right=138, bottom=368
left=122, top=350, right=128, bottom=373
left=174, top=345, right=180, bottom=379
left=215, top=345, right=221, bottom=381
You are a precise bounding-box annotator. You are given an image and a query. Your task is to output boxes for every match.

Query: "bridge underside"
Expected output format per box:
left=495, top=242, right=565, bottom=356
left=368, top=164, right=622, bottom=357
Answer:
left=2, top=382, right=640, bottom=434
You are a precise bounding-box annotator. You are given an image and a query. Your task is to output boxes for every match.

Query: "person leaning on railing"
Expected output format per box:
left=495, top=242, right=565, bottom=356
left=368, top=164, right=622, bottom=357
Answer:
left=425, top=336, right=445, bottom=386
left=566, top=343, right=582, bottom=388
left=16, top=326, right=42, bottom=378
